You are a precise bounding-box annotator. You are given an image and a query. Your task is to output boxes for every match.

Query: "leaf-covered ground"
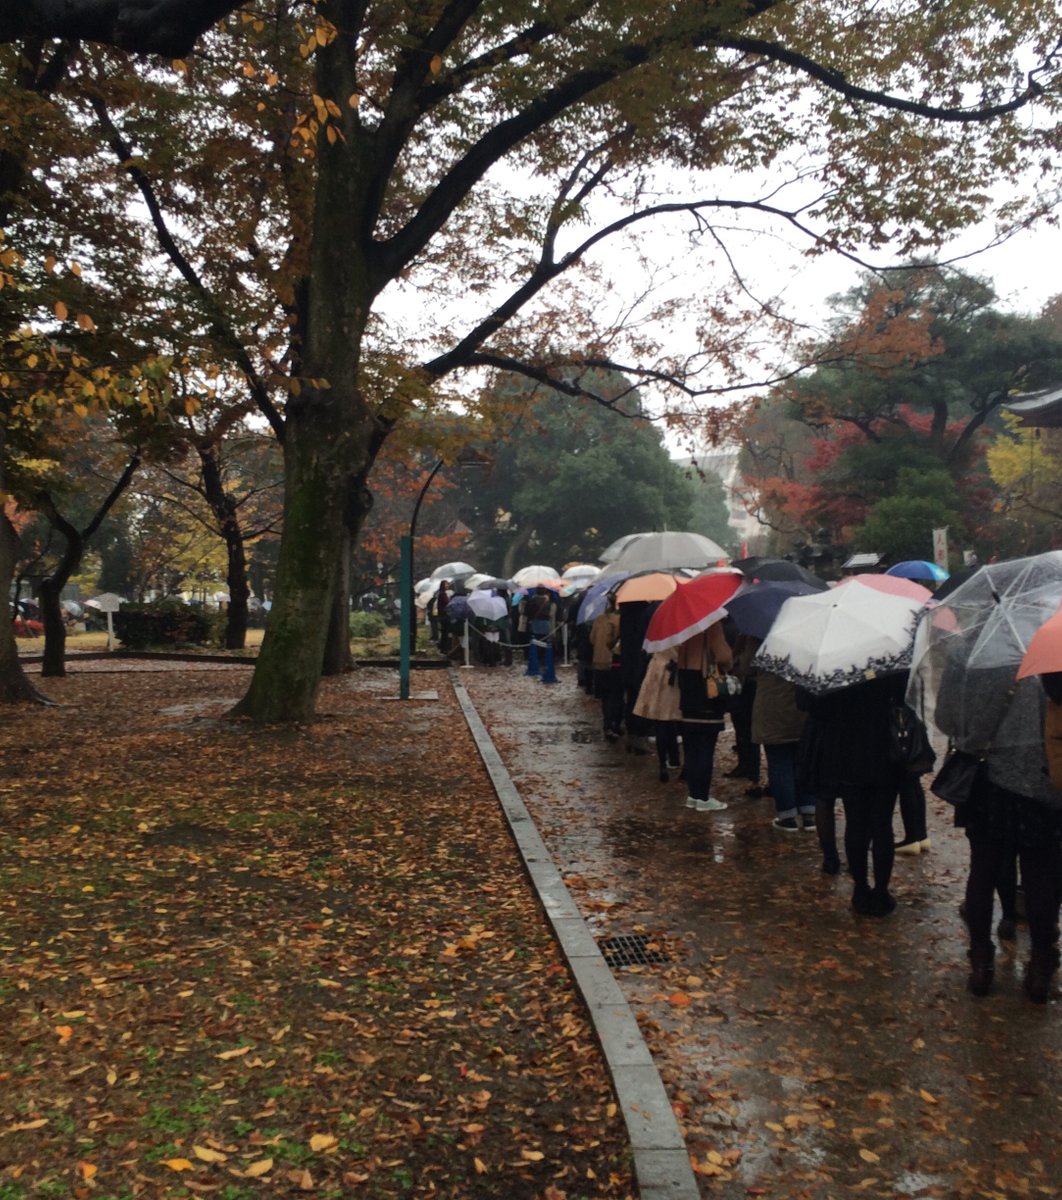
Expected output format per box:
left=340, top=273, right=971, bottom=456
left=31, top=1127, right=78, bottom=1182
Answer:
left=0, top=665, right=635, bottom=1200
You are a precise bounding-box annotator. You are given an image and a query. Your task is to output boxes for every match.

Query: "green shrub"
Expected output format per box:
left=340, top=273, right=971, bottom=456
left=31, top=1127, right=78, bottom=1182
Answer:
left=113, top=601, right=213, bottom=649
left=348, top=611, right=387, bottom=639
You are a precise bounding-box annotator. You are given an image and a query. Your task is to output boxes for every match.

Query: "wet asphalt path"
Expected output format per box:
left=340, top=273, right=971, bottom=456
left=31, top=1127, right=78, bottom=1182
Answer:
left=463, top=663, right=1062, bottom=1199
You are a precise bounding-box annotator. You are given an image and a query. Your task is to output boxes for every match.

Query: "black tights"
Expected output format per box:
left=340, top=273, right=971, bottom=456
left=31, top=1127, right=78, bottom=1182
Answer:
left=841, top=785, right=897, bottom=893
left=965, top=837, right=1059, bottom=951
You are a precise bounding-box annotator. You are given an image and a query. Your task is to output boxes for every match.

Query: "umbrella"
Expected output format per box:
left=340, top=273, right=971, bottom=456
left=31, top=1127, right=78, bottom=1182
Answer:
left=608, top=531, right=729, bottom=575
left=599, top=533, right=651, bottom=564
left=733, top=557, right=823, bottom=587
left=430, top=561, right=477, bottom=582
left=837, top=573, right=934, bottom=603
left=561, top=563, right=601, bottom=582
left=512, top=564, right=560, bottom=586
left=754, top=577, right=929, bottom=695
left=908, top=553, right=1062, bottom=775
left=614, top=571, right=685, bottom=605
left=931, top=565, right=979, bottom=601
left=445, top=594, right=473, bottom=624
left=886, top=559, right=950, bottom=583
left=724, top=579, right=829, bottom=641
left=468, top=590, right=508, bottom=621
left=463, top=572, right=495, bottom=591
left=415, top=577, right=440, bottom=594
left=643, top=570, right=745, bottom=653
left=577, top=574, right=631, bottom=624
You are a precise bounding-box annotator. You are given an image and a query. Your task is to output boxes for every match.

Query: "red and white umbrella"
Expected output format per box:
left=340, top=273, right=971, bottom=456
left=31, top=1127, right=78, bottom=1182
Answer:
left=642, top=570, right=745, bottom=652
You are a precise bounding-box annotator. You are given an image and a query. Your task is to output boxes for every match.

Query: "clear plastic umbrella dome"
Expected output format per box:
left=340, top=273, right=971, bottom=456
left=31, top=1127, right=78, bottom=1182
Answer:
left=511, top=565, right=560, bottom=586
left=429, top=561, right=477, bottom=582
left=908, top=551, right=1062, bottom=759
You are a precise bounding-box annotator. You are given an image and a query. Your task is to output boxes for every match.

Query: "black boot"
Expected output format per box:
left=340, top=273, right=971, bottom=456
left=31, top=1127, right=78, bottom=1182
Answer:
left=967, top=942, right=995, bottom=996
left=851, top=882, right=873, bottom=915
left=1023, top=946, right=1060, bottom=1004
left=870, top=887, right=897, bottom=917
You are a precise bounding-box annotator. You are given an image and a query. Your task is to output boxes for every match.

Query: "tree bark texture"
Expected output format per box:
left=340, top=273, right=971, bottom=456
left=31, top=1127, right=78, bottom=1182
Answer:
left=198, top=444, right=249, bottom=650
left=0, top=510, right=48, bottom=705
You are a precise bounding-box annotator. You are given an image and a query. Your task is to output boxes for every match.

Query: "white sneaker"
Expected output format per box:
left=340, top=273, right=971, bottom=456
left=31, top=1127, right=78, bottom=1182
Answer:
left=695, top=797, right=728, bottom=812
left=685, top=795, right=698, bottom=809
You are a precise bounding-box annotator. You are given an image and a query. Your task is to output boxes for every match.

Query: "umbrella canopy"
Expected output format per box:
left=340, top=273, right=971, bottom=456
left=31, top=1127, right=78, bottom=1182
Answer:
left=511, top=565, right=560, bottom=586
left=724, top=579, right=829, bottom=641
left=468, top=590, right=508, bottom=621
left=430, top=561, right=477, bottom=582
left=931, top=565, right=979, bottom=601
left=643, top=570, right=745, bottom=653
left=561, top=563, right=601, bottom=582
left=614, top=571, right=684, bottom=605
left=463, top=572, right=495, bottom=591
left=733, top=557, right=823, bottom=586
left=837, top=573, right=934, bottom=603
left=909, top=553, right=1062, bottom=768
left=608, top=531, right=728, bottom=575
left=1017, top=602, right=1062, bottom=679
left=415, top=577, right=440, bottom=594
left=445, top=594, right=472, bottom=623
left=599, top=533, right=651, bottom=564
left=577, top=574, right=631, bottom=624
left=885, top=559, right=950, bottom=583
left=755, top=577, right=929, bottom=695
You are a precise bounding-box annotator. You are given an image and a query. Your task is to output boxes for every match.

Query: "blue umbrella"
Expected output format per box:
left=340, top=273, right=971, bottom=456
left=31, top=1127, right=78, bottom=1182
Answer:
left=885, top=560, right=949, bottom=583
left=446, top=594, right=472, bottom=624
left=576, top=573, right=630, bottom=624
left=724, top=579, right=828, bottom=641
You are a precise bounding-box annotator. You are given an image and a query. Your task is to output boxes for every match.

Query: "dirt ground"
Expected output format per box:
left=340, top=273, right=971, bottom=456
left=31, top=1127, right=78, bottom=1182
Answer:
left=464, top=663, right=1062, bottom=1200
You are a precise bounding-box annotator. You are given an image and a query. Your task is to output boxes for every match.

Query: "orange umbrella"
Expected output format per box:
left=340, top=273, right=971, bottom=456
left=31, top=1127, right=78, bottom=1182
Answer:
left=613, top=571, right=685, bottom=604
left=1017, top=602, right=1062, bottom=679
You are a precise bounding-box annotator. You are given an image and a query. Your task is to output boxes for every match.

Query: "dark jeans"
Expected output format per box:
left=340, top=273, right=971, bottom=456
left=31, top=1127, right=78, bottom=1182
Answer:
left=765, top=743, right=816, bottom=819
left=841, top=784, right=897, bottom=892
left=595, top=670, right=624, bottom=735
left=682, top=722, right=721, bottom=802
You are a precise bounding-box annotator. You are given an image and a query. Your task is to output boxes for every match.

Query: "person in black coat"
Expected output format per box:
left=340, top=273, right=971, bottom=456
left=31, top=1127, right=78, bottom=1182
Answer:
left=798, top=673, right=908, bottom=916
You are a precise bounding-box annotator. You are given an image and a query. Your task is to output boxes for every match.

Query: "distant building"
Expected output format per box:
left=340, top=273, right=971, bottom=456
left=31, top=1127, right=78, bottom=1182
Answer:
left=675, top=444, right=769, bottom=551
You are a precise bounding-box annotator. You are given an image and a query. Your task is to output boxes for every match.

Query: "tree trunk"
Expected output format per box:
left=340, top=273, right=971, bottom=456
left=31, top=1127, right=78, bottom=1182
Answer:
left=198, top=444, right=249, bottom=650
left=232, top=12, right=378, bottom=723
left=38, top=575, right=69, bottom=677
left=322, top=529, right=353, bottom=676
left=0, top=509, right=49, bottom=704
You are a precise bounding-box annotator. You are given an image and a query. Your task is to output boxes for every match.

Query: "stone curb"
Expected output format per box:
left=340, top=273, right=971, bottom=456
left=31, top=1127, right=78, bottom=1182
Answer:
left=450, top=670, right=700, bottom=1200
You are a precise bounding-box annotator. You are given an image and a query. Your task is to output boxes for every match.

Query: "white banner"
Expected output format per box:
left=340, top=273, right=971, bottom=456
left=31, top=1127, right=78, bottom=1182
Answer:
left=932, top=527, right=949, bottom=570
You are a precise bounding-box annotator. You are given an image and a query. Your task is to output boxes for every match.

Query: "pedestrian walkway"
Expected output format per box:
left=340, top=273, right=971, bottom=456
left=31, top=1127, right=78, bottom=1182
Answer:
left=462, top=665, right=1062, bottom=1198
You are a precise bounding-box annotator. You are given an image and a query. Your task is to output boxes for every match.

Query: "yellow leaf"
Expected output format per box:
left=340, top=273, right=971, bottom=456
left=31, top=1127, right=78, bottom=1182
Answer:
left=217, top=1046, right=252, bottom=1060
left=44, top=256, right=57, bottom=273
left=106, top=1069, right=117, bottom=1085
left=309, top=1133, right=336, bottom=1152
left=9, top=1119, right=48, bottom=1131
left=348, top=93, right=361, bottom=108
left=919, top=1089, right=937, bottom=1104
left=416, top=1074, right=432, bottom=1083
left=54, top=300, right=68, bottom=321
left=667, top=992, right=691, bottom=1007
left=55, top=1025, right=74, bottom=1040
left=520, top=1149, right=544, bottom=1161
left=859, top=1148, right=880, bottom=1163
left=193, top=1145, right=227, bottom=1163
left=77, top=1163, right=97, bottom=1181
left=70, top=261, right=82, bottom=277
left=171, top=59, right=188, bottom=75
left=473, top=1157, right=488, bottom=1174
left=316, top=978, right=342, bottom=989
left=76, top=312, right=96, bottom=332
left=162, top=1158, right=194, bottom=1171
left=245, top=1158, right=273, bottom=1177
left=61, top=1009, right=85, bottom=1018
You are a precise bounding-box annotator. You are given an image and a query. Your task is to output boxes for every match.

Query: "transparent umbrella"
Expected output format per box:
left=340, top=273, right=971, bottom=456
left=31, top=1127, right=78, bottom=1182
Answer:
left=908, top=552, right=1062, bottom=764
left=608, top=531, right=728, bottom=575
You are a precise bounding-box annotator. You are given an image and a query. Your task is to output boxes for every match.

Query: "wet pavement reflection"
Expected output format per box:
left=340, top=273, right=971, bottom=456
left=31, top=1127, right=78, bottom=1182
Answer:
left=465, top=666, right=1062, bottom=1198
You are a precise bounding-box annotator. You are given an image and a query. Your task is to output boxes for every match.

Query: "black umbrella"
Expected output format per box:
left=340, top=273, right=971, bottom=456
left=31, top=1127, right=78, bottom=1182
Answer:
left=733, top=557, right=823, bottom=587
left=929, top=565, right=979, bottom=601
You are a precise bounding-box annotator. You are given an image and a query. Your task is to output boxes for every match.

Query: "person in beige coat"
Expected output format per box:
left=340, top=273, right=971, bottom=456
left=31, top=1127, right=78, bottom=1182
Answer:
left=634, top=648, right=683, bottom=782
left=674, top=622, right=732, bottom=812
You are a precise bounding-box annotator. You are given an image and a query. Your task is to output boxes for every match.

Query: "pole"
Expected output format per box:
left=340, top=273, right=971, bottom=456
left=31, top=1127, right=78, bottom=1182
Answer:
left=399, top=534, right=412, bottom=700
left=408, top=459, right=444, bottom=647
left=462, top=618, right=473, bottom=668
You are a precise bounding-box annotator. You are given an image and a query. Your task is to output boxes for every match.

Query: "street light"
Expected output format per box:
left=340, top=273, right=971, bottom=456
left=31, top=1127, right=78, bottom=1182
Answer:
left=399, top=449, right=491, bottom=699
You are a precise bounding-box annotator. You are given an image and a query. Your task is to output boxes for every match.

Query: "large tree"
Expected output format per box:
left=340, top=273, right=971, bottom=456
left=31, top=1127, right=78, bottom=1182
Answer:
left=3, top=1, right=1061, bottom=720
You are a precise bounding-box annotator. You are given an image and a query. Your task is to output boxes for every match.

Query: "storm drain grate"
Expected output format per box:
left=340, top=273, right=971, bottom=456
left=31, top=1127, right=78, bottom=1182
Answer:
left=597, top=933, right=670, bottom=968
